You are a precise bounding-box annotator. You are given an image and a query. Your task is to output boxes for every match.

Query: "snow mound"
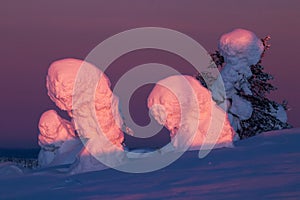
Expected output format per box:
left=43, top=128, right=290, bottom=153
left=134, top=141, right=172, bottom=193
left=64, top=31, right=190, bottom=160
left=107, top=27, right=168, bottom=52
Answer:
left=38, top=110, right=82, bottom=167
left=47, top=59, right=81, bottom=116
left=148, top=75, right=235, bottom=151
left=44, top=58, right=126, bottom=173
left=0, top=163, right=23, bottom=176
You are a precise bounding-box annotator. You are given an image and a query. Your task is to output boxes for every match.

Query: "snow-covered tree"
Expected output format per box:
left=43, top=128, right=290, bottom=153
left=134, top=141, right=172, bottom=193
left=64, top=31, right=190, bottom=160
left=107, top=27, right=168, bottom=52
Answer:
left=237, top=36, right=292, bottom=138
left=196, top=29, right=292, bottom=139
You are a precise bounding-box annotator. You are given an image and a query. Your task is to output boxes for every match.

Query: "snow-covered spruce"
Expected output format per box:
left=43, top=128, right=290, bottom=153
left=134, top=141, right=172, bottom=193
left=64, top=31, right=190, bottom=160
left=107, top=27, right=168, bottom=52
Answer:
left=198, top=28, right=291, bottom=138
left=237, top=45, right=292, bottom=138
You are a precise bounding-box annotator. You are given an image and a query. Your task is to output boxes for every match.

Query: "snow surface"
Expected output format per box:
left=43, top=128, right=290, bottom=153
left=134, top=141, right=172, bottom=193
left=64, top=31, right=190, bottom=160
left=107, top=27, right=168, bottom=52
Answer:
left=148, top=75, right=235, bottom=151
left=0, top=128, right=299, bottom=199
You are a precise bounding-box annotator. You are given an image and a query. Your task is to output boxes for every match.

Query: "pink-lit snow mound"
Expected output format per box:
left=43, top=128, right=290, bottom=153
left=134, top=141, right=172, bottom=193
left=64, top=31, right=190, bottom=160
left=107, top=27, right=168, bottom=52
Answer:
left=40, top=58, right=127, bottom=173
left=148, top=75, right=235, bottom=150
left=46, top=59, right=82, bottom=116
left=47, top=58, right=125, bottom=146
left=38, top=110, right=81, bottom=167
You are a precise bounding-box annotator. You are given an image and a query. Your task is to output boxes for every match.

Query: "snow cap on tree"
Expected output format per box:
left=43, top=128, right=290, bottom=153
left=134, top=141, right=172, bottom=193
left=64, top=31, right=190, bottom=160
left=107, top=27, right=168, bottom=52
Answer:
left=219, top=28, right=264, bottom=68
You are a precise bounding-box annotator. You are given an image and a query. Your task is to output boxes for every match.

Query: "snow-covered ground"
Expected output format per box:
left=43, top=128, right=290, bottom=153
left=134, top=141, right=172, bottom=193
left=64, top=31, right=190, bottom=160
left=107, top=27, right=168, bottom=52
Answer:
left=0, top=128, right=299, bottom=199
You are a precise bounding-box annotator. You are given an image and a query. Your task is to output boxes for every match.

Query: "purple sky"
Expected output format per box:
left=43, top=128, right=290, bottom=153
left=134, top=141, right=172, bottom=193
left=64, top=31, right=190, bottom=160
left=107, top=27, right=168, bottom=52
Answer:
left=0, top=0, right=299, bottom=148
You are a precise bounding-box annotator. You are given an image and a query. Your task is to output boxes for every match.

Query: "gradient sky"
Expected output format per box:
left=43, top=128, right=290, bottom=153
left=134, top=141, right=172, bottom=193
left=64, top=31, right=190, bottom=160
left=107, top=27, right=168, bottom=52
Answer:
left=0, top=0, right=299, bottom=148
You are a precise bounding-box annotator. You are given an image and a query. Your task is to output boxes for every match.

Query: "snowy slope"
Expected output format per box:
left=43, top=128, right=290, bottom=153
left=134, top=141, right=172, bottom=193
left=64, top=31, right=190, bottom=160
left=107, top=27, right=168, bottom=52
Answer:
left=0, top=128, right=299, bottom=199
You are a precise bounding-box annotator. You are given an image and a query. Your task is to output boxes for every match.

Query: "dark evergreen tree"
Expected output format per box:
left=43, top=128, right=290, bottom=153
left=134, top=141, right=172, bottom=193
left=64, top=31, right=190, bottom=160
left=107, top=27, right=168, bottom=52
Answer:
left=238, top=36, right=292, bottom=138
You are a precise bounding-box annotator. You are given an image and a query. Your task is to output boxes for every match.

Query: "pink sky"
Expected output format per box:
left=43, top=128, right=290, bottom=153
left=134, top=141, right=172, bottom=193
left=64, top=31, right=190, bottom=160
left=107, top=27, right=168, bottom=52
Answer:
left=0, top=0, right=299, bottom=148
